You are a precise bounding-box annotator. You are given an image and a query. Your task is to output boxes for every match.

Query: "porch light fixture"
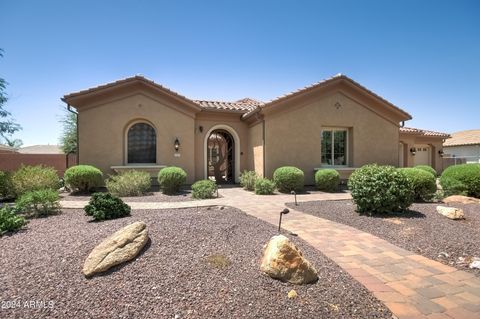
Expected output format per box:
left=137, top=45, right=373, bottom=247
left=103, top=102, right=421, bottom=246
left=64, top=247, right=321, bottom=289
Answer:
left=410, top=147, right=416, bottom=156
left=278, top=208, right=290, bottom=232
left=174, top=138, right=180, bottom=152
left=291, top=190, right=298, bottom=206
left=438, top=149, right=444, bottom=157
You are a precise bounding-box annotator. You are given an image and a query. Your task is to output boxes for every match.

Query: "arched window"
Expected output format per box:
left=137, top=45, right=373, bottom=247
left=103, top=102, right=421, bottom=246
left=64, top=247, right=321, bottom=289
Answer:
left=127, top=123, right=156, bottom=164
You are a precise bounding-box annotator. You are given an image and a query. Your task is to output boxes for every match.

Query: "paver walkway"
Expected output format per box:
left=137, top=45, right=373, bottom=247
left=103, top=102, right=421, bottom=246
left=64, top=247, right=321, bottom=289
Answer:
left=61, top=188, right=480, bottom=319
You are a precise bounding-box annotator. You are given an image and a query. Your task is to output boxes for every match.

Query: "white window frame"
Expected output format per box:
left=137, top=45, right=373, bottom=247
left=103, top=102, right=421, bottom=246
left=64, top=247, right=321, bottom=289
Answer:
left=321, top=128, right=349, bottom=167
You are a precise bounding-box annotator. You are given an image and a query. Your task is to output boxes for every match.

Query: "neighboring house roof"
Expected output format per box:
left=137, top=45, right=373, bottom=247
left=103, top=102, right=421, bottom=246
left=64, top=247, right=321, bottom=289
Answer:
left=443, top=129, right=480, bottom=147
left=18, top=145, right=64, bottom=154
left=62, top=74, right=411, bottom=119
left=0, top=144, right=18, bottom=153
left=400, top=127, right=450, bottom=138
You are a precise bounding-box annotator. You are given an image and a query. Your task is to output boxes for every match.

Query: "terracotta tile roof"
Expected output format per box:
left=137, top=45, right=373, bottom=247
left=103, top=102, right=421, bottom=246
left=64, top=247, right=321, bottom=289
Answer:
left=243, top=74, right=412, bottom=120
left=62, top=75, right=200, bottom=109
left=443, top=129, right=480, bottom=146
left=64, top=74, right=411, bottom=117
left=18, top=145, right=64, bottom=154
left=400, top=127, right=450, bottom=138
left=63, top=75, right=262, bottom=112
left=193, top=98, right=262, bottom=112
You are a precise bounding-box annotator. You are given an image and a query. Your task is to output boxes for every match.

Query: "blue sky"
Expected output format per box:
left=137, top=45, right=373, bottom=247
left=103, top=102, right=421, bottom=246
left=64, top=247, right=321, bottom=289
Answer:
left=1, top=0, right=479, bottom=146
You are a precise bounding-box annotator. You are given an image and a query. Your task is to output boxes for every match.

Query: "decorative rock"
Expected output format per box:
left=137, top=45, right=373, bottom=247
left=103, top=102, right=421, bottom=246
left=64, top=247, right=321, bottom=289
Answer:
left=288, top=289, right=298, bottom=299
left=82, top=221, right=149, bottom=277
left=470, top=257, right=480, bottom=269
left=260, top=235, right=318, bottom=285
left=443, top=195, right=480, bottom=205
left=436, top=206, right=465, bottom=220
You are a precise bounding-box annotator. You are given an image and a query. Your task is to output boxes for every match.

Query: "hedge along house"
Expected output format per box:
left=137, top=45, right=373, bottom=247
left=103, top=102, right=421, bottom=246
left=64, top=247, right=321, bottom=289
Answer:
left=62, top=74, right=448, bottom=185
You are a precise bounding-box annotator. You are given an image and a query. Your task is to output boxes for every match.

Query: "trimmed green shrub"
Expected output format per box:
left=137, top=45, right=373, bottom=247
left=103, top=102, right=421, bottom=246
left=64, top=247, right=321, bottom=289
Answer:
left=0, top=170, right=14, bottom=199
left=399, top=168, right=437, bottom=201
left=0, top=206, right=26, bottom=235
left=106, top=170, right=151, bottom=197
left=64, top=165, right=103, bottom=193
left=255, top=178, right=276, bottom=195
left=239, top=170, right=258, bottom=191
left=158, top=166, right=187, bottom=194
left=192, top=179, right=217, bottom=199
left=84, top=193, right=131, bottom=221
left=315, top=169, right=340, bottom=192
left=273, top=166, right=304, bottom=193
left=440, top=163, right=480, bottom=197
left=15, top=189, right=61, bottom=217
left=348, top=164, right=414, bottom=215
left=12, top=165, right=60, bottom=196
left=414, top=165, right=437, bottom=177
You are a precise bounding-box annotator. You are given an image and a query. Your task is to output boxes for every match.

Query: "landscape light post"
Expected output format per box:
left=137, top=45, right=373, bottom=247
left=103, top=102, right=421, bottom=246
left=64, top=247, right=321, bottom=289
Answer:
left=278, top=208, right=290, bottom=232
left=291, top=190, right=297, bottom=205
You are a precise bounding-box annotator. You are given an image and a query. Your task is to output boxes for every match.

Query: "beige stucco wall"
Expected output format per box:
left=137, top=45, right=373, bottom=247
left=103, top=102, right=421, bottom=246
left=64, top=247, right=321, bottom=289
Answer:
left=264, top=91, right=400, bottom=184
left=193, top=112, right=249, bottom=182
left=78, top=93, right=196, bottom=183
left=247, top=122, right=264, bottom=176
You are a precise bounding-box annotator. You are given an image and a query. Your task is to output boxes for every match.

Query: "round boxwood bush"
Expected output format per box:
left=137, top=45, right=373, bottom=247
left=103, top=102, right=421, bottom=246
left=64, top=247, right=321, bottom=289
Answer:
left=440, top=163, right=480, bottom=198
left=84, top=192, right=131, bottom=221
left=192, top=179, right=217, bottom=199
left=158, top=166, right=187, bottom=194
left=12, top=165, right=60, bottom=196
left=348, top=164, right=414, bottom=215
left=255, top=178, right=276, bottom=195
left=106, top=170, right=151, bottom=197
left=399, top=167, right=437, bottom=201
left=64, top=165, right=103, bottom=193
left=315, top=169, right=340, bottom=192
left=273, top=166, right=304, bottom=193
left=414, top=165, right=437, bottom=177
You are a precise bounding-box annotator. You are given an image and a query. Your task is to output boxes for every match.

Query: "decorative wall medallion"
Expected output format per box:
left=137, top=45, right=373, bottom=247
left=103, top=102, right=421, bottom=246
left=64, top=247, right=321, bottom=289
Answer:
left=334, top=102, right=342, bottom=110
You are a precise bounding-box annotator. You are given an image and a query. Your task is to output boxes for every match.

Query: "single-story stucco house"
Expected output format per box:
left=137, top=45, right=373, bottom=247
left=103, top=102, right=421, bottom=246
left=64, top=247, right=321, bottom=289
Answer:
left=443, top=129, right=480, bottom=163
left=61, top=74, right=449, bottom=185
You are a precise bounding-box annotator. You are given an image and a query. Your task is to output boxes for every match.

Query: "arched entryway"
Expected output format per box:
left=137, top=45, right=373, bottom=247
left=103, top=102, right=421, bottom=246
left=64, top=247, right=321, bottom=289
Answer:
left=206, top=129, right=235, bottom=183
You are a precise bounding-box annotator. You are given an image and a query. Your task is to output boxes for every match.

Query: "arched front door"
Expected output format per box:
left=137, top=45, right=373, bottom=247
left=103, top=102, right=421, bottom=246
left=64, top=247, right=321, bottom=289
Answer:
left=207, top=129, right=235, bottom=183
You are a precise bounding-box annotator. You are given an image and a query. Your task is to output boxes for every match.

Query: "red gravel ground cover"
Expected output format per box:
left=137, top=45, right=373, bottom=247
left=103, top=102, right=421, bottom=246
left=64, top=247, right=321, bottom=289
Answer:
left=1, top=207, right=391, bottom=318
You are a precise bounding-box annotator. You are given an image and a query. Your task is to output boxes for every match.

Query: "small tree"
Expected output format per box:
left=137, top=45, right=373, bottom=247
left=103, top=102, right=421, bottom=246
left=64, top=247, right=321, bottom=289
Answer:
left=59, top=107, right=77, bottom=154
left=0, top=49, right=22, bottom=145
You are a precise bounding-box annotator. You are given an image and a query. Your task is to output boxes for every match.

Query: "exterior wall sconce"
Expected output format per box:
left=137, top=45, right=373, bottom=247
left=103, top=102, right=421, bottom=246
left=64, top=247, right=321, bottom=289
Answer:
left=174, top=138, right=180, bottom=152
left=438, top=150, right=444, bottom=157
left=410, top=147, right=416, bottom=156
left=199, top=126, right=203, bottom=133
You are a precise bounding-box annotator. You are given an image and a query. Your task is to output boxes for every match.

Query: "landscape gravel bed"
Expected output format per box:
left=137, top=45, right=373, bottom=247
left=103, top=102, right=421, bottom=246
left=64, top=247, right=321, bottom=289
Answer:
left=1, top=207, right=391, bottom=318
left=59, top=188, right=200, bottom=202
left=288, top=200, right=480, bottom=275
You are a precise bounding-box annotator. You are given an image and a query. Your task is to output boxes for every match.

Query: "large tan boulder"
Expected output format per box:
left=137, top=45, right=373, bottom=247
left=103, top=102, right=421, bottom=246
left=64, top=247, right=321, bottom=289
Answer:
left=83, top=221, right=149, bottom=277
left=443, top=195, right=480, bottom=205
left=260, top=235, right=318, bottom=285
left=436, top=206, right=465, bottom=220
